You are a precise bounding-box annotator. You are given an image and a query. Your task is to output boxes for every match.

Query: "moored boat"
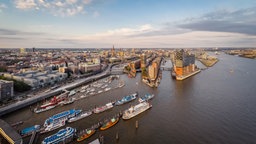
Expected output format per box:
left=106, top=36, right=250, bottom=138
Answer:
left=115, top=92, right=137, bottom=105
left=44, top=109, right=81, bottom=128
left=100, top=114, right=121, bottom=131
left=138, top=93, right=154, bottom=103
left=122, top=102, right=152, bottom=120
left=77, top=128, right=96, bottom=142
left=93, top=102, right=114, bottom=114
left=34, top=105, right=56, bottom=114
left=41, top=119, right=66, bottom=133
left=42, top=127, right=76, bottom=144
left=20, top=125, right=40, bottom=137
left=68, top=110, right=92, bottom=123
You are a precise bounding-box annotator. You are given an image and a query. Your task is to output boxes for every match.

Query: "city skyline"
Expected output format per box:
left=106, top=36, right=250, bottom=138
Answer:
left=0, top=0, right=256, bottom=48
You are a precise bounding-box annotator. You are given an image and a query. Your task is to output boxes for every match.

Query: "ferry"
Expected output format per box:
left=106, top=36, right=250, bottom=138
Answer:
left=68, top=110, right=92, bottom=123
left=93, top=102, right=114, bottom=114
left=34, top=105, right=56, bottom=114
left=42, top=119, right=66, bottom=133
left=115, top=92, right=137, bottom=105
left=122, top=102, right=152, bottom=120
left=138, top=93, right=154, bottom=103
left=100, top=114, right=121, bottom=131
left=20, top=125, right=40, bottom=137
left=42, top=127, right=76, bottom=144
left=44, top=109, right=81, bottom=127
left=77, top=128, right=96, bottom=142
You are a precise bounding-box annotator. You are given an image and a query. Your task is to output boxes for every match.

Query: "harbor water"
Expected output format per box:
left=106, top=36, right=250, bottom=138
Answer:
left=2, top=53, right=256, bottom=144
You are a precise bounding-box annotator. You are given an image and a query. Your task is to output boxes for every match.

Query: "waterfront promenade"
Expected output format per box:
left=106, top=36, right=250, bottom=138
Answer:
left=0, top=66, right=111, bottom=117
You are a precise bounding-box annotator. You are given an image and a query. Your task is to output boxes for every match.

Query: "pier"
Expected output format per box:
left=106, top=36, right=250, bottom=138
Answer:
left=0, top=66, right=112, bottom=117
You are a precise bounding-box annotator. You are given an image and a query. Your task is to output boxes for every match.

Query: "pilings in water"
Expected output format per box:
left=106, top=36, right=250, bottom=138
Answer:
left=135, top=120, right=139, bottom=129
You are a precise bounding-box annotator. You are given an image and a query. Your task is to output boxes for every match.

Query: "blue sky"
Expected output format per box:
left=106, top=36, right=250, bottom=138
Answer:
left=0, top=0, right=256, bottom=48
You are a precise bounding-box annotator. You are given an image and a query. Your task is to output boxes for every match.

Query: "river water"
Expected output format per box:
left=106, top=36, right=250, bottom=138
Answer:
left=2, top=52, right=256, bottom=144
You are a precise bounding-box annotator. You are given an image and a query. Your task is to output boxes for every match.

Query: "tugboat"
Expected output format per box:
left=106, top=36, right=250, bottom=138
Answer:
left=122, top=102, right=152, bottom=120
left=42, top=127, right=76, bottom=144
left=115, top=92, right=137, bottom=106
left=77, top=128, right=96, bottom=142
left=138, top=93, right=154, bottom=103
left=100, top=114, right=121, bottom=131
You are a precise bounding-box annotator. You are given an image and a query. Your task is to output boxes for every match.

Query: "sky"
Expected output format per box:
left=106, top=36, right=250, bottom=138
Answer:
left=0, top=0, right=256, bottom=48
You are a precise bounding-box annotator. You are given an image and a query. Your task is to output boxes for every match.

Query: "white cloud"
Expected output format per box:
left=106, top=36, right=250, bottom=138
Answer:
left=0, top=3, right=7, bottom=12
left=92, top=24, right=154, bottom=37
left=13, top=0, right=94, bottom=16
left=83, top=0, right=92, bottom=4
left=66, top=0, right=78, bottom=4
left=55, top=1, right=66, bottom=7
left=15, top=0, right=37, bottom=9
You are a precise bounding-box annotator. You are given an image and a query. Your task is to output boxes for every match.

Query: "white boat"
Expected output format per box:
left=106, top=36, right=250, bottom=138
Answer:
left=93, top=102, right=114, bottom=114
left=68, top=90, right=76, bottom=96
left=68, top=111, right=92, bottom=123
left=34, top=105, right=56, bottom=114
left=98, top=90, right=103, bottom=94
left=122, top=102, right=152, bottom=120
left=42, top=127, right=76, bottom=144
left=138, top=93, right=154, bottom=103
left=41, top=119, right=66, bottom=133
left=44, top=109, right=81, bottom=128
left=104, top=87, right=111, bottom=91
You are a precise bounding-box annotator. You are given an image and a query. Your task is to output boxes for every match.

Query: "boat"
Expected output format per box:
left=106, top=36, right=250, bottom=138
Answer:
left=59, top=98, right=75, bottom=105
left=122, top=102, right=152, bottom=120
left=104, top=87, right=111, bottom=91
left=68, top=90, right=76, bottom=96
left=98, top=90, right=103, bottom=94
left=93, top=102, right=114, bottom=114
left=41, top=119, right=66, bottom=133
left=20, top=125, right=40, bottom=137
left=77, top=128, right=96, bottom=142
left=115, top=92, right=137, bottom=105
left=44, top=109, right=81, bottom=128
left=42, top=127, right=76, bottom=144
left=40, top=96, right=64, bottom=109
left=34, top=105, right=56, bottom=114
left=138, top=93, right=154, bottom=103
left=100, top=114, right=121, bottom=131
left=68, top=110, right=92, bottom=123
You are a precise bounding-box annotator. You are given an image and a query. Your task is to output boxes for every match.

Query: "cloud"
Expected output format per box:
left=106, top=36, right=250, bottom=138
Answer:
left=14, top=0, right=37, bottom=9
left=0, top=3, right=7, bottom=12
left=178, top=7, right=256, bottom=35
left=14, top=0, right=94, bottom=16
left=0, top=28, right=44, bottom=35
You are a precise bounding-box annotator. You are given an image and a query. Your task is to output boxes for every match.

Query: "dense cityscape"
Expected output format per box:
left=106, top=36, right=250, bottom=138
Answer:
left=1, top=0, right=256, bottom=144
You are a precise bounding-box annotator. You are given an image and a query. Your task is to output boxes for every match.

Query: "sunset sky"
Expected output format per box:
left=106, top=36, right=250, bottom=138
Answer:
left=0, top=0, right=256, bottom=48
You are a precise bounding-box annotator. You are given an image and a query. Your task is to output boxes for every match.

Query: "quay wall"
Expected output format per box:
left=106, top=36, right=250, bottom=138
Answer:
left=0, top=72, right=110, bottom=117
